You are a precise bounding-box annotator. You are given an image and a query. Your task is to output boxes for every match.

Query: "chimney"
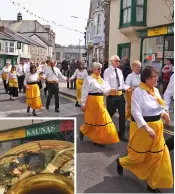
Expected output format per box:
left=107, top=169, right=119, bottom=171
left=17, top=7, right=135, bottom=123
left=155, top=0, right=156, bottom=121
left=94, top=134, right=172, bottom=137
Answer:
left=0, top=24, right=5, bottom=32
left=17, top=12, right=22, bottom=22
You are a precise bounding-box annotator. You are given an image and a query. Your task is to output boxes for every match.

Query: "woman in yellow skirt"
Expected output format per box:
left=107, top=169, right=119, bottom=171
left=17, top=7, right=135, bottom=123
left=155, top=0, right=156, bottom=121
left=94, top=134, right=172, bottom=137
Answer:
left=6, top=65, right=18, bottom=100
left=125, top=60, right=141, bottom=120
left=117, top=66, right=173, bottom=192
left=69, top=61, right=88, bottom=107
left=80, top=62, right=120, bottom=146
left=24, top=64, right=44, bottom=116
left=1, top=61, right=11, bottom=93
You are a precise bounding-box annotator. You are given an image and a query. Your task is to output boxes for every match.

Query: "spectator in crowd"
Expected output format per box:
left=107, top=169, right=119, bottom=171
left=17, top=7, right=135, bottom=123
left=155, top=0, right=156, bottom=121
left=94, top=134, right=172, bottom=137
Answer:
left=122, top=56, right=132, bottom=81
left=162, top=59, right=173, bottom=93
left=70, top=58, right=78, bottom=89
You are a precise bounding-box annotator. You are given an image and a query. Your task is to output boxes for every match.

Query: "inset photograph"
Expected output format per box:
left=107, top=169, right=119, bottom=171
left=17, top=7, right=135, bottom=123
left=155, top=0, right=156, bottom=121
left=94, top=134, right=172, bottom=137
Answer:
left=0, top=119, right=75, bottom=194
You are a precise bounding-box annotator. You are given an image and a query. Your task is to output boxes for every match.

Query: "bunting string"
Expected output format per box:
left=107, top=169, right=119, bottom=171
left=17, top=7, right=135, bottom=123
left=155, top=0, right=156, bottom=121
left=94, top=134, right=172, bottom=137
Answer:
left=8, top=0, right=84, bottom=34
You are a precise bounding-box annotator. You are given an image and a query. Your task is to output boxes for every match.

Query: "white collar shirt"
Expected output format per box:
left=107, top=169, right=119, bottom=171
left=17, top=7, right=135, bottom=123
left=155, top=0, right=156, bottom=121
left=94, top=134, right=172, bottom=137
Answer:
left=45, top=66, right=67, bottom=82
left=125, top=72, right=141, bottom=88
left=104, top=66, right=129, bottom=90
left=81, top=76, right=111, bottom=106
left=16, top=64, right=25, bottom=76
left=131, top=87, right=166, bottom=129
left=24, top=73, right=39, bottom=85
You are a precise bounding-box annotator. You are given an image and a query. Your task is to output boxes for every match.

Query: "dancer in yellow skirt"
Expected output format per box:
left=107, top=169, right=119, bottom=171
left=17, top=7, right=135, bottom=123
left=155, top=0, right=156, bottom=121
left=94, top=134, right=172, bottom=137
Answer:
left=125, top=60, right=141, bottom=120
left=6, top=65, right=18, bottom=100
left=117, top=66, right=173, bottom=192
left=24, top=64, right=44, bottom=116
left=80, top=62, right=120, bottom=146
left=69, top=61, right=88, bottom=107
left=1, top=61, right=11, bottom=93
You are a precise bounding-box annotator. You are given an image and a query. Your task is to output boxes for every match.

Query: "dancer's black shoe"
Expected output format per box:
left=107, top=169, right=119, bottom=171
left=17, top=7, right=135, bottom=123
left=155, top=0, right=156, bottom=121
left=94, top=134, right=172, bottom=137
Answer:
left=93, top=143, right=104, bottom=147
left=33, top=110, right=37, bottom=116
left=75, top=101, right=81, bottom=107
left=147, top=185, right=162, bottom=193
left=27, top=106, right=30, bottom=113
left=79, top=131, right=84, bottom=141
left=116, top=158, right=123, bottom=176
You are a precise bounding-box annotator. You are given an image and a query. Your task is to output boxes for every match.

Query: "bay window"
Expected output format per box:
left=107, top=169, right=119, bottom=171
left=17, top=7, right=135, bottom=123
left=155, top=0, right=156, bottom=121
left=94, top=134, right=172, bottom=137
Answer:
left=120, top=0, right=147, bottom=27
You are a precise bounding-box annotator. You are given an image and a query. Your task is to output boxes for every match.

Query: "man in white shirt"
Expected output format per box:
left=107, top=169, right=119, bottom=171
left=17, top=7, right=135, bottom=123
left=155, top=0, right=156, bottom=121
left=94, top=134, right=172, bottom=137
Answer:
left=45, top=60, right=67, bottom=112
left=164, top=73, right=174, bottom=151
left=16, top=60, right=25, bottom=93
left=104, top=55, right=131, bottom=142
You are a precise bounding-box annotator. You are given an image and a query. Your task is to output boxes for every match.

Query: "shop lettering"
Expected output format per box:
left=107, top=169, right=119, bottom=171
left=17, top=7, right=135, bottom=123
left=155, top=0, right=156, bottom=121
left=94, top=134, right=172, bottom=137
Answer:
left=26, top=125, right=56, bottom=137
left=148, top=27, right=167, bottom=36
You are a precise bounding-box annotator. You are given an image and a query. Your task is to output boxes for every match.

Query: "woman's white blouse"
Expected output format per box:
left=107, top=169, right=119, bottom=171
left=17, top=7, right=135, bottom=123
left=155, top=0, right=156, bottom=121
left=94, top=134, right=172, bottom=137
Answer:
left=131, top=87, right=166, bottom=129
left=125, top=72, right=141, bottom=87
left=2, top=66, right=11, bottom=74
left=24, top=73, right=39, bottom=85
left=6, top=72, right=17, bottom=83
left=81, top=76, right=111, bottom=106
left=71, top=69, right=88, bottom=80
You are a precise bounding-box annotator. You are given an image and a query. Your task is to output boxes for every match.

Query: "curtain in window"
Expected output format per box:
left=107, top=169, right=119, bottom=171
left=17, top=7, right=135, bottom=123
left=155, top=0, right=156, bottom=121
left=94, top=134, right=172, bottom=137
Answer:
left=136, top=7, right=143, bottom=21
left=137, top=0, right=144, bottom=5
left=122, top=0, right=131, bottom=24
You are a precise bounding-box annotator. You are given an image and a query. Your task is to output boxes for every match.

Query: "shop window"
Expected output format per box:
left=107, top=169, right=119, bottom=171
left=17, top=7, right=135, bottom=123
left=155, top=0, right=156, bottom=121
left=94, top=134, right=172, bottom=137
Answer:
left=120, top=0, right=147, bottom=27
left=117, top=43, right=131, bottom=60
left=164, top=35, right=174, bottom=61
left=142, top=36, right=164, bottom=73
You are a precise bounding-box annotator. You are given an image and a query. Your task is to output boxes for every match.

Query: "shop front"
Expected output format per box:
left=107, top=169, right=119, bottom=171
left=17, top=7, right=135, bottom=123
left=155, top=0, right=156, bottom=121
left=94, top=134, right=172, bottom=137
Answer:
left=0, top=120, right=74, bottom=155
left=0, top=55, right=18, bottom=69
left=138, top=23, right=174, bottom=72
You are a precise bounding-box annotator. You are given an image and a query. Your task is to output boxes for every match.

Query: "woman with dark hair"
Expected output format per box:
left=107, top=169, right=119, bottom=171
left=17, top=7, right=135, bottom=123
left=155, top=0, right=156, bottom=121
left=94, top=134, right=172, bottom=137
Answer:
left=24, top=64, right=44, bottom=116
left=6, top=65, right=18, bottom=100
left=117, top=66, right=173, bottom=192
left=69, top=61, right=88, bottom=107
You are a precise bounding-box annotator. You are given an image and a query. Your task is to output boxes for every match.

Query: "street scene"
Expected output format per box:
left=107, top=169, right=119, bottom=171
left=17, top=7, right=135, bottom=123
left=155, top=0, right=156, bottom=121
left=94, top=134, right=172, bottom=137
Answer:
left=0, top=0, right=174, bottom=193
left=0, top=119, right=74, bottom=194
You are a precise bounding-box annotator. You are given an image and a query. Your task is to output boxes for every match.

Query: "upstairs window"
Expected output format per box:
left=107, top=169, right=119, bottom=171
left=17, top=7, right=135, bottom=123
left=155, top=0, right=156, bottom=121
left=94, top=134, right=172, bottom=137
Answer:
left=9, top=42, right=15, bottom=53
left=120, top=0, right=147, bottom=27
left=122, top=0, right=131, bottom=24
left=136, top=0, right=144, bottom=22
left=97, top=14, right=102, bottom=35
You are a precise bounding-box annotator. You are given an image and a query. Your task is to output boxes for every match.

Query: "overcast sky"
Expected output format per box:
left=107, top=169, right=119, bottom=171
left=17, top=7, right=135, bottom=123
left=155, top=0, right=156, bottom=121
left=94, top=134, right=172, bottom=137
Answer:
left=1, top=0, right=90, bottom=46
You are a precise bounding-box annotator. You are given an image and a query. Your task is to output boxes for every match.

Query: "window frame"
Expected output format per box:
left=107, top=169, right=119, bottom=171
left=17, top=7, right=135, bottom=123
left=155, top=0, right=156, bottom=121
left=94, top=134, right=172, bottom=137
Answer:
left=117, top=43, right=131, bottom=60
left=119, top=0, right=147, bottom=28
left=96, top=14, right=102, bottom=35
left=9, top=42, right=15, bottom=53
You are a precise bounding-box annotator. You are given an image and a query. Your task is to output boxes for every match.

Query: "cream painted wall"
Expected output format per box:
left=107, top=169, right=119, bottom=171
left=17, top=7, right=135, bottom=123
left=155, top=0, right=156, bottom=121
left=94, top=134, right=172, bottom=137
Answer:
left=109, top=0, right=130, bottom=59
left=147, top=0, right=171, bottom=27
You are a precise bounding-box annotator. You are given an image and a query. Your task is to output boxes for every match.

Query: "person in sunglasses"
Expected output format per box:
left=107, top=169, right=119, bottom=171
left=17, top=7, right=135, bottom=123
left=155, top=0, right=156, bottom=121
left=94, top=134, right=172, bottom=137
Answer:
left=104, top=55, right=132, bottom=142
left=79, top=62, right=120, bottom=146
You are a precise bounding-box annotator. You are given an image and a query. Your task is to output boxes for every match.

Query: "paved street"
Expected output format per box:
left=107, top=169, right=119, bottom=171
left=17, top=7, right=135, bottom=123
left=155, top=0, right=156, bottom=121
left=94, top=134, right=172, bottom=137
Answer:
left=76, top=114, right=174, bottom=193
left=0, top=81, right=83, bottom=117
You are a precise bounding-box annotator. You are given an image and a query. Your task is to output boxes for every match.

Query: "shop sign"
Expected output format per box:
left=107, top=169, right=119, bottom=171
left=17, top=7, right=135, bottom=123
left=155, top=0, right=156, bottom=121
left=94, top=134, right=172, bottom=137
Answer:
left=148, top=26, right=168, bottom=37
left=0, top=129, right=25, bottom=142
left=26, top=123, right=58, bottom=137
left=157, top=52, right=163, bottom=58
left=168, top=26, right=174, bottom=34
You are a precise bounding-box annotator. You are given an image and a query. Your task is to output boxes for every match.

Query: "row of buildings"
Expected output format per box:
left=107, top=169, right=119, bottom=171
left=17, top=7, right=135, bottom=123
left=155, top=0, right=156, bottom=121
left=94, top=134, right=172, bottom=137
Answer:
left=85, top=0, right=174, bottom=71
left=0, top=13, right=56, bottom=69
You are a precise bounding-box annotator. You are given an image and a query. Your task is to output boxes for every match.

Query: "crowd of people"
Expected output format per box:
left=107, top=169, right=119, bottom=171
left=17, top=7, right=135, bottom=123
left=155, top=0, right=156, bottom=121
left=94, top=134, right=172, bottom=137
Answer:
left=77, top=55, right=174, bottom=193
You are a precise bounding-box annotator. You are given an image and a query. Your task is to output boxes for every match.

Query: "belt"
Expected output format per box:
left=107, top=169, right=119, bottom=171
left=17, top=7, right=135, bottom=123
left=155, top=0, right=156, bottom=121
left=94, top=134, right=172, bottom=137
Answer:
left=88, top=93, right=103, bottom=96
left=47, top=81, right=58, bottom=84
left=27, top=82, right=38, bottom=85
left=131, top=115, right=161, bottom=122
left=109, top=90, right=123, bottom=96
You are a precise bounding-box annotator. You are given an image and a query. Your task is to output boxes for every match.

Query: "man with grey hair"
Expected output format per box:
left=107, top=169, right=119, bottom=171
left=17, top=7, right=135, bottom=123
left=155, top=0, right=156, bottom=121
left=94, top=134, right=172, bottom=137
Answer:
left=104, top=55, right=131, bottom=142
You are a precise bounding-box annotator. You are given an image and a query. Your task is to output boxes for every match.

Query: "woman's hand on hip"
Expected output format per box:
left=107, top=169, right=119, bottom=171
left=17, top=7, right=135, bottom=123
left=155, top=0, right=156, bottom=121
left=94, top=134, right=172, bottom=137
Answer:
left=80, top=106, right=85, bottom=112
left=25, top=85, right=30, bottom=90
left=144, top=125, right=156, bottom=139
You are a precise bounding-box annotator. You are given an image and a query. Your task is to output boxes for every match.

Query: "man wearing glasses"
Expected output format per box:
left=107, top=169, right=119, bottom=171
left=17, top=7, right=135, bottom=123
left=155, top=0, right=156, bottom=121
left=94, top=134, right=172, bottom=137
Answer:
left=104, top=55, right=131, bottom=142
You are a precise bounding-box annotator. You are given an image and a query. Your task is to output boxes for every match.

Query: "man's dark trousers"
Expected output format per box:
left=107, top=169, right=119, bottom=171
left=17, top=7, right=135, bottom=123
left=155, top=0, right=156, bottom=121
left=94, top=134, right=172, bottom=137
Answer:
left=107, top=94, right=126, bottom=138
left=18, top=75, right=25, bottom=91
left=46, top=83, right=59, bottom=109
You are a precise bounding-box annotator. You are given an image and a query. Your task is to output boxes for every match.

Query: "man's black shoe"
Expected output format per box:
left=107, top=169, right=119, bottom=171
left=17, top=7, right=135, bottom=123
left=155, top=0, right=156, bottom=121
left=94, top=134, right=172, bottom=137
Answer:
left=79, top=131, right=84, bottom=141
left=116, top=158, right=123, bottom=176
left=147, top=185, right=162, bottom=193
left=46, top=106, right=49, bottom=110
left=55, top=108, right=60, bottom=113
left=75, top=101, right=81, bottom=107
left=119, top=136, right=128, bottom=142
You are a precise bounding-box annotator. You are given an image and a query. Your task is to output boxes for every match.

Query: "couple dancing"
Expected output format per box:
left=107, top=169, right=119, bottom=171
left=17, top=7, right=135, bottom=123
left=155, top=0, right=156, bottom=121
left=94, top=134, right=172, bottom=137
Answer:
left=79, top=55, right=173, bottom=192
